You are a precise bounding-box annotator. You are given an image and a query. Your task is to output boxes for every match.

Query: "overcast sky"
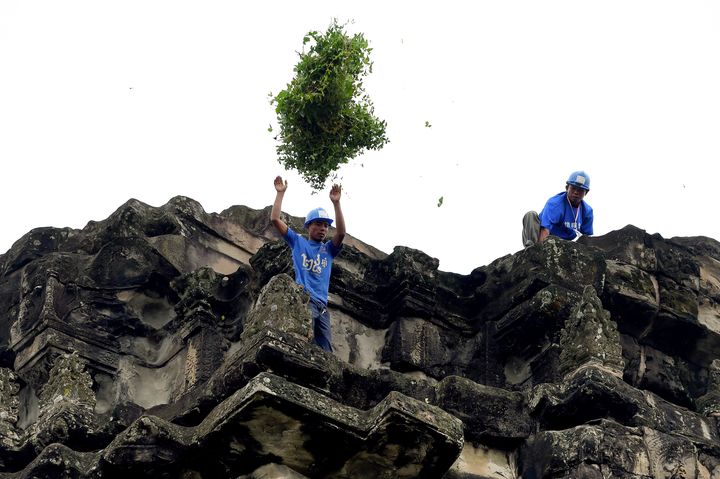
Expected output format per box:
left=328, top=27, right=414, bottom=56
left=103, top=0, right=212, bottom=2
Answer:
left=1, top=1, right=719, bottom=274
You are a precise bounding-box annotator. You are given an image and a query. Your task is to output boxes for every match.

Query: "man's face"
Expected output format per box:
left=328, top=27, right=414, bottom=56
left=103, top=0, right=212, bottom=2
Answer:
left=307, top=220, right=330, bottom=241
left=566, top=185, right=588, bottom=207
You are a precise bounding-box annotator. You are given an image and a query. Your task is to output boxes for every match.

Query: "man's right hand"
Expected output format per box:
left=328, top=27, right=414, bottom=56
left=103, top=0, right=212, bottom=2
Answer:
left=271, top=176, right=289, bottom=236
left=274, top=176, right=288, bottom=193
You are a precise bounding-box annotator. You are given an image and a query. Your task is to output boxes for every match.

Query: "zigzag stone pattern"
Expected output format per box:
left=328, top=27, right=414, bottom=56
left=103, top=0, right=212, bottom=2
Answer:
left=1, top=197, right=720, bottom=477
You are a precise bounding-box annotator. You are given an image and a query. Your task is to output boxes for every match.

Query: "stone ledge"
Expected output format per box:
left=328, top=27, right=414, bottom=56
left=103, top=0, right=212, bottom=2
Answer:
left=2, top=373, right=464, bottom=478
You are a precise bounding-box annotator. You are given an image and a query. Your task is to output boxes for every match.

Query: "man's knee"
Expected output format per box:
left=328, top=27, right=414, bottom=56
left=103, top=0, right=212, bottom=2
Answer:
left=523, top=210, right=539, bottom=225
left=522, top=211, right=541, bottom=246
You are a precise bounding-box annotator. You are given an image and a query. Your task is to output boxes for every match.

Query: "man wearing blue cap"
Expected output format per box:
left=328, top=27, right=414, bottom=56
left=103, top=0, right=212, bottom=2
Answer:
left=522, top=171, right=594, bottom=246
left=270, top=176, right=346, bottom=352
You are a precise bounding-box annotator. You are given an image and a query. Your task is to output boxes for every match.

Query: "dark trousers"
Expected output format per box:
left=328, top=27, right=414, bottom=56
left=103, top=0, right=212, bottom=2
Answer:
left=522, top=211, right=540, bottom=247
left=308, top=298, right=333, bottom=352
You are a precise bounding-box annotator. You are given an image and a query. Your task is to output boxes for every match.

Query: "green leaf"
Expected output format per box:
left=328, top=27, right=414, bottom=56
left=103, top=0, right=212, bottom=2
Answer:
left=437, top=196, right=444, bottom=207
left=425, top=121, right=432, bottom=128
left=270, top=19, right=389, bottom=190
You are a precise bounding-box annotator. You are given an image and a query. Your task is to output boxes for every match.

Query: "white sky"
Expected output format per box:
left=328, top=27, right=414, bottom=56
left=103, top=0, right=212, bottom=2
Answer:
left=1, top=1, right=719, bottom=274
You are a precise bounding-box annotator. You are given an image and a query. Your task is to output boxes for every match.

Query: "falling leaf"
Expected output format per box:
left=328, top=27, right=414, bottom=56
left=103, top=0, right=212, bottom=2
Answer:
left=437, top=196, right=444, bottom=207
left=425, top=121, right=432, bottom=128
left=268, top=124, right=273, bottom=133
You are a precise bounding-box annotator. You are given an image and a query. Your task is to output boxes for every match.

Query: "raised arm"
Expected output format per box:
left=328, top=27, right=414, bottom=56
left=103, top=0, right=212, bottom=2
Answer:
left=330, top=184, right=345, bottom=248
left=271, top=176, right=289, bottom=236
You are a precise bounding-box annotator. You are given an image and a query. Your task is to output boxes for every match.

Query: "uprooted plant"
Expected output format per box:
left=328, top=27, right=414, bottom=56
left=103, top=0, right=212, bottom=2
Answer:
left=271, top=20, right=388, bottom=190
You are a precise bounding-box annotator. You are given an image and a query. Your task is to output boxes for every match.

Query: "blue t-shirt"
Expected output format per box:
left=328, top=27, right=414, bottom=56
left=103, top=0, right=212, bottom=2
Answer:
left=539, top=192, right=594, bottom=240
left=283, top=228, right=342, bottom=304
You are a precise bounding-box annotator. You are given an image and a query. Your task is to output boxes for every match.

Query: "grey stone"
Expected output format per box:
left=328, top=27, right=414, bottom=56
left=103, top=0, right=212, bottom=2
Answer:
left=0, top=368, right=20, bottom=451
left=559, top=284, right=624, bottom=378
left=2, top=201, right=720, bottom=477
left=242, top=274, right=312, bottom=347
left=98, top=373, right=463, bottom=478
left=698, top=359, right=720, bottom=417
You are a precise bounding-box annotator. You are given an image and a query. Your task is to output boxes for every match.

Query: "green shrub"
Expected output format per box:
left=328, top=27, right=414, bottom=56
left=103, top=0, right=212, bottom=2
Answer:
left=272, top=20, right=389, bottom=190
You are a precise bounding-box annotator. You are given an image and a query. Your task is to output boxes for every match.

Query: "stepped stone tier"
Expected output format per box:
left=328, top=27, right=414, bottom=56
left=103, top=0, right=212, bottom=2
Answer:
left=1, top=196, right=720, bottom=478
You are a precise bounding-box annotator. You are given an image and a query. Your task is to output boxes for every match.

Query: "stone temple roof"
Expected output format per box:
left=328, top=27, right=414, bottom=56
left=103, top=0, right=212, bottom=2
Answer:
left=1, top=195, right=720, bottom=477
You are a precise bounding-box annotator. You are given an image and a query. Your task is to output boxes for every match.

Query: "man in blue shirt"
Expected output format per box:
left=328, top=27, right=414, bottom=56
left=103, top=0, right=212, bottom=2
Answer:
left=270, top=176, right=346, bottom=352
left=522, top=171, right=594, bottom=246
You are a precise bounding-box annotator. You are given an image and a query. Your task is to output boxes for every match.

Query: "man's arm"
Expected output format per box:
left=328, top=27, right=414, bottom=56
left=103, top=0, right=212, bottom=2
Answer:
left=271, top=176, right=289, bottom=237
left=329, top=184, right=345, bottom=248
left=538, top=227, right=550, bottom=242
left=538, top=198, right=563, bottom=243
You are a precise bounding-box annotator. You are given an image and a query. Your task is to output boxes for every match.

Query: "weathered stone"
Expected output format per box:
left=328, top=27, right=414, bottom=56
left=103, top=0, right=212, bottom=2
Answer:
left=592, top=228, right=720, bottom=368
left=529, top=365, right=719, bottom=446
left=698, top=359, right=720, bottom=417
left=25, top=352, right=99, bottom=454
left=237, top=463, right=310, bottom=478
left=0, top=227, right=76, bottom=276
left=443, top=443, right=517, bottom=479
left=89, top=373, right=465, bottom=478
left=520, top=420, right=652, bottom=478
left=249, top=240, right=294, bottom=290
left=601, top=259, right=659, bottom=339
left=2, top=200, right=720, bottom=477
left=241, top=274, right=312, bottom=347
left=621, top=335, right=697, bottom=408
left=643, top=426, right=698, bottom=478
left=328, top=306, right=387, bottom=369
left=38, top=351, right=95, bottom=413
left=698, top=447, right=720, bottom=479
left=0, top=443, right=100, bottom=479
left=559, top=285, right=624, bottom=378
left=436, top=375, right=531, bottom=446
left=382, top=317, right=448, bottom=375
left=582, top=224, right=658, bottom=271
left=0, top=368, right=20, bottom=450
left=494, top=285, right=582, bottom=387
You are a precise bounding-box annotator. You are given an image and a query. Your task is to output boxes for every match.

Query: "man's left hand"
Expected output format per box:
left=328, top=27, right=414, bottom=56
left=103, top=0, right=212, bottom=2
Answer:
left=330, top=184, right=342, bottom=204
